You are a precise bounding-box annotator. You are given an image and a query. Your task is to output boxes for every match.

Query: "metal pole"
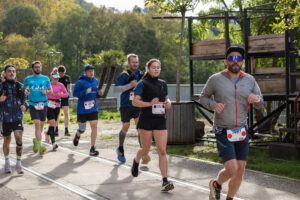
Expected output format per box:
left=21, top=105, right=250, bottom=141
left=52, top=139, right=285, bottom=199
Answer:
left=290, top=29, right=296, bottom=93
left=188, top=18, right=194, bottom=100
left=225, top=11, right=230, bottom=49
left=285, top=26, right=290, bottom=127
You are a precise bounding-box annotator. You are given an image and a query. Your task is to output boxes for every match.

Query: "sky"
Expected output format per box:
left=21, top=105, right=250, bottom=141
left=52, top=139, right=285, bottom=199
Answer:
left=85, top=0, right=233, bottom=15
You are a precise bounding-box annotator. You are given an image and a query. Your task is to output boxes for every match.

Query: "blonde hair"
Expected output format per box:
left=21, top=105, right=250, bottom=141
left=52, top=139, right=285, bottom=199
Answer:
left=127, top=54, right=138, bottom=63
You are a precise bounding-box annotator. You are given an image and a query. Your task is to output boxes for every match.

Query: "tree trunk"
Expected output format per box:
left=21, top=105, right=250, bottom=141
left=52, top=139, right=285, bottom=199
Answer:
left=176, top=11, right=185, bottom=103
left=103, top=66, right=117, bottom=98
left=99, top=66, right=108, bottom=90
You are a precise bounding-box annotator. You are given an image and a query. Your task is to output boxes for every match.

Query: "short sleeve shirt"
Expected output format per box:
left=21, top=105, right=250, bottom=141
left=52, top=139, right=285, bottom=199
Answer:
left=24, top=75, right=51, bottom=106
left=59, top=75, right=71, bottom=91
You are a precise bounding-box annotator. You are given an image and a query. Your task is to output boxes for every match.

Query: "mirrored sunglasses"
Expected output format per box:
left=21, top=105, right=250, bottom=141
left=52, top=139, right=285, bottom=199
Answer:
left=227, top=55, right=243, bottom=62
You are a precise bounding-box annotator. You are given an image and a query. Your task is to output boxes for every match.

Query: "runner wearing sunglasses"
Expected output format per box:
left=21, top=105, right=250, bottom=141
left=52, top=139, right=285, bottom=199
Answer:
left=200, top=45, right=264, bottom=200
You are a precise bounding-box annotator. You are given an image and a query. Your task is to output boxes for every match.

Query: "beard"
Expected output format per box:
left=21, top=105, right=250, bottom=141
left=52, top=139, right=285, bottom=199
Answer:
left=228, top=63, right=242, bottom=74
left=34, top=71, right=41, bottom=75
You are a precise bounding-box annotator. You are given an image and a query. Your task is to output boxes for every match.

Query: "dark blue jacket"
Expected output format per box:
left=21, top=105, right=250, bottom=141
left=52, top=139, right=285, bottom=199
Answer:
left=0, top=80, right=27, bottom=123
left=73, top=74, right=99, bottom=114
left=115, top=69, right=143, bottom=107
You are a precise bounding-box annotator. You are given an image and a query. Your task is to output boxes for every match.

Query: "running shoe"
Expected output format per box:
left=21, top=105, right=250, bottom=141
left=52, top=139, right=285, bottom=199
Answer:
left=131, top=158, right=139, bottom=177
left=209, top=179, right=221, bottom=200
left=4, top=161, right=11, bottom=174
left=33, top=138, right=38, bottom=153
left=39, top=145, right=47, bottom=156
left=52, top=143, right=58, bottom=151
left=89, top=148, right=99, bottom=156
left=116, top=147, right=126, bottom=163
left=16, top=164, right=24, bottom=174
left=161, top=181, right=174, bottom=192
left=73, top=134, right=80, bottom=146
left=141, top=154, right=151, bottom=164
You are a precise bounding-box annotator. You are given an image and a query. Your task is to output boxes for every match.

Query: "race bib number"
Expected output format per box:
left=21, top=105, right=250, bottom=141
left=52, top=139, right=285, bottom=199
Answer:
left=129, top=91, right=134, bottom=101
left=48, top=100, right=57, bottom=109
left=152, top=102, right=165, bottom=114
left=34, top=102, right=44, bottom=110
left=84, top=100, right=95, bottom=110
left=226, top=127, right=247, bottom=142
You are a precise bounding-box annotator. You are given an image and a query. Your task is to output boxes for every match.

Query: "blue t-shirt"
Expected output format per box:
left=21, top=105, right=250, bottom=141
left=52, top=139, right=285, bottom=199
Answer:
left=115, top=70, right=143, bottom=107
left=24, top=75, right=51, bottom=106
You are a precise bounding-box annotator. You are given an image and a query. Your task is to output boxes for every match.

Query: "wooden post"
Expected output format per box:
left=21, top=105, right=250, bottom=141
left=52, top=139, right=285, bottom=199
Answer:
left=166, top=102, right=195, bottom=144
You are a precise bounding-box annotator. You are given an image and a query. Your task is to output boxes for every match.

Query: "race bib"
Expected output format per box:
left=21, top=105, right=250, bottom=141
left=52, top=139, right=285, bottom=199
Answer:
left=84, top=100, right=95, bottom=110
left=34, top=102, right=44, bottom=110
left=226, top=127, right=247, bottom=142
left=129, top=91, right=134, bottom=101
left=47, top=100, right=57, bottom=109
left=152, top=102, right=165, bottom=114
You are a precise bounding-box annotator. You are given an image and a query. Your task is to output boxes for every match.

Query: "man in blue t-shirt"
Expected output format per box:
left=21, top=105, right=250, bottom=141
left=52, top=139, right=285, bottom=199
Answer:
left=24, top=61, right=52, bottom=156
left=114, top=54, right=150, bottom=164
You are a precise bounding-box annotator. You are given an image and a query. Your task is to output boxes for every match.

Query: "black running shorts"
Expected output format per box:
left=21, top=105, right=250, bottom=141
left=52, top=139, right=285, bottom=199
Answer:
left=77, top=112, right=98, bottom=123
left=2, top=121, right=23, bottom=136
left=47, top=107, right=61, bottom=121
left=61, top=97, right=69, bottom=107
left=29, top=106, right=48, bottom=121
left=137, top=115, right=167, bottom=130
left=120, top=106, right=140, bottom=123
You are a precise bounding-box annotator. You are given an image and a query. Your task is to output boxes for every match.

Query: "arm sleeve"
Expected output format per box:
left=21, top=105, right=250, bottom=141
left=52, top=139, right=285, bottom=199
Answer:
left=114, top=83, right=132, bottom=93
left=114, top=73, right=132, bottom=93
left=199, top=76, right=217, bottom=111
left=134, top=82, right=144, bottom=96
left=73, top=81, right=86, bottom=98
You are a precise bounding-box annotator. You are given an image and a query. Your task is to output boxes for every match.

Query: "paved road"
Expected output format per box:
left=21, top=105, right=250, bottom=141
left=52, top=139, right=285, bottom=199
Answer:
left=0, top=124, right=299, bottom=200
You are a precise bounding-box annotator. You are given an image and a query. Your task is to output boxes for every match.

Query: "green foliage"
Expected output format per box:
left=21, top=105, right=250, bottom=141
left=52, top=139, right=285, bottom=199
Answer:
left=273, top=0, right=300, bottom=32
left=48, top=8, right=89, bottom=77
left=98, top=111, right=120, bottom=121
left=145, top=0, right=199, bottom=14
left=23, top=110, right=33, bottom=124
left=74, top=0, right=94, bottom=11
left=3, top=58, right=29, bottom=69
left=1, top=4, right=43, bottom=37
left=0, top=32, right=3, bottom=40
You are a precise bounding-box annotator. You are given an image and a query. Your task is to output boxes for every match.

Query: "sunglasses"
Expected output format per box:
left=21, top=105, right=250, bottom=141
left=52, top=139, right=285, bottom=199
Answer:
left=227, top=55, right=243, bottom=62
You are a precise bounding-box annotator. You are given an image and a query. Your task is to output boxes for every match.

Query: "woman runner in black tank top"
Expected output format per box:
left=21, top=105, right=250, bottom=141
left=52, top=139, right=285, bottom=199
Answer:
left=131, top=58, right=174, bottom=192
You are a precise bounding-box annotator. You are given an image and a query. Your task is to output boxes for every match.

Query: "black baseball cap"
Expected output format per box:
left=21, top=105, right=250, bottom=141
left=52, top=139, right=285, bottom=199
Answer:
left=226, top=45, right=245, bottom=59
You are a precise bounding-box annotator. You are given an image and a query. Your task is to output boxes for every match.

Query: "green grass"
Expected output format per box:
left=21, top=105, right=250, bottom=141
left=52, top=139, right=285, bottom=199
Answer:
left=98, top=110, right=120, bottom=121
left=23, top=110, right=33, bottom=124
left=166, top=145, right=300, bottom=180
left=24, top=107, right=120, bottom=124
left=100, top=135, right=113, bottom=140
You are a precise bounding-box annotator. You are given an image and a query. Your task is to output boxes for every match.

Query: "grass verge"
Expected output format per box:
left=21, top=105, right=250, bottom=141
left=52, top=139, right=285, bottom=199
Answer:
left=166, top=145, right=300, bottom=180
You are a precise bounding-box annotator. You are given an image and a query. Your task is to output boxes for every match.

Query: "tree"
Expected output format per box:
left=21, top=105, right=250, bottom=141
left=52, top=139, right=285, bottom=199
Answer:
left=145, top=0, right=199, bottom=102
left=48, top=8, right=89, bottom=77
left=273, top=0, right=299, bottom=32
left=1, top=4, right=43, bottom=37
left=3, top=58, right=29, bottom=69
left=84, top=50, right=126, bottom=98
